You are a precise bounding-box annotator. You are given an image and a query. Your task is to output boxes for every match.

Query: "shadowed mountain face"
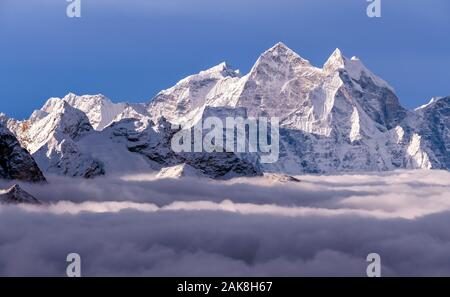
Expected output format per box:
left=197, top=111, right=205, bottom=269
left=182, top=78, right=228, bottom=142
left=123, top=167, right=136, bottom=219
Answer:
left=0, top=122, right=46, bottom=183
left=0, top=184, right=41, bottom=205
left=415, top=97, right=450, bottom=169
left=1, top=43, right=449, bottom=178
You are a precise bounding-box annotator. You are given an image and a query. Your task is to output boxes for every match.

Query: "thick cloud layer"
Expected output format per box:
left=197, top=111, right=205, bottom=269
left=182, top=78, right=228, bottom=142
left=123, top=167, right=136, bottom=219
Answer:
left=0, top=170, right=449, bottom=276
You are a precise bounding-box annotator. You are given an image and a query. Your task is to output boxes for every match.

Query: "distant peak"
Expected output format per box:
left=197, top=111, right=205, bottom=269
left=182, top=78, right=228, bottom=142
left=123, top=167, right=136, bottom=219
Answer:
left=331, top=48, right=344, bottom=58
left=41, top=97, right=63, bottom=113
left=65, top=92, right=79, bottom=98
left=40, top=98, right=88, bottom=119
left=194, top=62, right=240, bottom=80
left=263, top=42, right=304, bottom=59
left=253, top=42, right=311, bottom=70
left=322, top=48, right=393, bottom=90
left=415, top=96, right=449, bottom=111
left=204, top=62, right=229, bottom=73
left=270, top=42, right=290, bottom=51
left=63, top=93, right=109, bottom=101
left=217, top=61, right=228, bottom=68
left=324, top=48, right=348, bottom=70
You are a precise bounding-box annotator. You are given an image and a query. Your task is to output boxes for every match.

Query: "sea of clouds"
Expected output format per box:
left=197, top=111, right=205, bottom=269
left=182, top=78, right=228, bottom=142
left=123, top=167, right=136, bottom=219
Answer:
left=0, top=170, right=450, bottom=276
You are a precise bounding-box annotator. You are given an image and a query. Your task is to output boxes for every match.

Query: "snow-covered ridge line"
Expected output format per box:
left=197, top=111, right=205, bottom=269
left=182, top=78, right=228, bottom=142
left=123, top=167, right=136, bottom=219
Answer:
left=1, top=42, right=449, bottom=178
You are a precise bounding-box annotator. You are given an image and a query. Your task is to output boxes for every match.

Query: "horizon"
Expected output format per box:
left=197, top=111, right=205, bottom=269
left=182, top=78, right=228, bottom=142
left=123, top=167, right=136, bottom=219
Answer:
left=1, top=0, right=450, bottom=119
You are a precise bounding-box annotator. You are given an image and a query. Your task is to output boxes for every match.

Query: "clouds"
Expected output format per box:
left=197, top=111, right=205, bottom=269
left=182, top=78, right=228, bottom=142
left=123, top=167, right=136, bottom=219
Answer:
left=0, top=170, right=450, bottom=276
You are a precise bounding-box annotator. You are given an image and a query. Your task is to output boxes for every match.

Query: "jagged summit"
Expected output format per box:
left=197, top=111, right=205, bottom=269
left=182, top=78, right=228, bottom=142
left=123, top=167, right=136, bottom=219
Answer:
left=323, top=48, right=347, bottom=70
left=0, top=184, right=41, bottom=205
left=178, top=62, right=241, bottom=85
left=35, top=93, right=128, bottom=131
left=323, top=48, right=393, bottom=90
left=45, top=93, right=128, bottom=131
left=17, top=99, right=104, bottom=178
left=272, top=41, right=289, bottom=49
left=265, top=42, right=294, bottom=54
left=63, top=93, right=113, bottom=108
left=265, top=42, right=305, bottom=58
left=26, top=100, right=93, bottom=154
left=198, top=62, right=240, bottom=78
left=252, top=42, right=312, bottom=70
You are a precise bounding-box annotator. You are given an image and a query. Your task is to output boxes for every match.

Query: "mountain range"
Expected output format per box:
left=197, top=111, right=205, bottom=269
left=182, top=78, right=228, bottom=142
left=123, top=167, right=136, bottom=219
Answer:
left=0, top=42, right=448, bottom=181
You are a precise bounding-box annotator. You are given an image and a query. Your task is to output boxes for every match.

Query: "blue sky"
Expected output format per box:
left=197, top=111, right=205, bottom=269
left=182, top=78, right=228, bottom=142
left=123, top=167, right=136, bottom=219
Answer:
left=1, top=0, right=449, bottom=119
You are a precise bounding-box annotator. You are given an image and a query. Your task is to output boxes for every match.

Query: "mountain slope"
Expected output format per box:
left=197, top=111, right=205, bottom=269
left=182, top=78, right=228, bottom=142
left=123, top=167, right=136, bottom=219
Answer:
left=0, top=184, right=41, bottom=204
left=413, top=97, right=450, bottom=169
left=19, top=100, right=105, bottom=178
left=147, top=62, right=241, bottom=126
left=0, top=122, right=46, bottom=182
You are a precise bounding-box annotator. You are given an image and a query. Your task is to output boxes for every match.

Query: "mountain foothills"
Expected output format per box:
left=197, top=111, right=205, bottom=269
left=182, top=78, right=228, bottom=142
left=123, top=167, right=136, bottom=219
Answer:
left=0, top=43, right=449, bottom=180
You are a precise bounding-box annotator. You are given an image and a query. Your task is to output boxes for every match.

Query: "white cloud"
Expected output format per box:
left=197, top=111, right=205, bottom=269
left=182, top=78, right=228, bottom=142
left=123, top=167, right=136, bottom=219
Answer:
left=0, top=170, right=449, bottom=276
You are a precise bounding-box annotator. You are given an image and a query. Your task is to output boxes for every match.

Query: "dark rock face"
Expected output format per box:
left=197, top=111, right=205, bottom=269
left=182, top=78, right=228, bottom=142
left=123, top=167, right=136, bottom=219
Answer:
left=0, top=184, right=41, bottom=205
left=0, top=124, right=46, bottom=183
left=122, top=117, right=262, bottom=179
left=341, top=70, right=407, bottom=130
left=418, top=97, right=450, bottom=169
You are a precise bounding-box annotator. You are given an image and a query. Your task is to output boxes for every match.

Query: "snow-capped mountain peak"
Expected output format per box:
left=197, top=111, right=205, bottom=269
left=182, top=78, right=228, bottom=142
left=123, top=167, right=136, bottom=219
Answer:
left=35, top=93, right=128, bottom=131
left=25, top=101, right=105, bottom=178
left=176, top=62, right=240, bottom=86
left=323, top=48, right=350, bottom=74
left=147, top=61, right=242, bottom=125
left=265, top=42, right=309, bottom=61
left=197, top=62, right=240, bottom=79
left=25, top=100, right=93, bottom=154
left=251, top=42, right=312, bottom=72
left=61, top=93, right=127, bottom=130
left=323, top=48, right=393, bottom=90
